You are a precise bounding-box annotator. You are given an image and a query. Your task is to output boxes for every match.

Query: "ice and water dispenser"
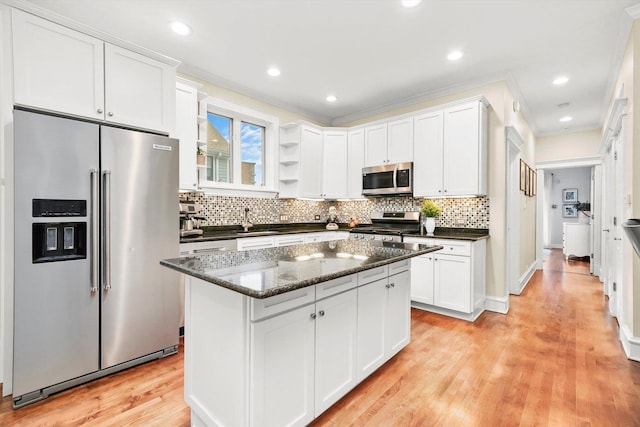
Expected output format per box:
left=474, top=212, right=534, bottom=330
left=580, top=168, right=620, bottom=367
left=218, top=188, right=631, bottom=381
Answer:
left=31, top=199, right=87, bottom=263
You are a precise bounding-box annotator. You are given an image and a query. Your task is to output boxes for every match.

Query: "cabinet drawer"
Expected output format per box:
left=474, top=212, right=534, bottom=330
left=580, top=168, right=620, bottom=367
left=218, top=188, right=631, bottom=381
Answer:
left=251, top=286, right=315, bottom=321
left=316, top=274, right=358, bottom=301
left=403, top=237, right=436, bottom=246
left=389, top=259, right=410, bottom=276
left=434, top=239, right=471, bottom=256
left=358, top=265, right=388, bottom=285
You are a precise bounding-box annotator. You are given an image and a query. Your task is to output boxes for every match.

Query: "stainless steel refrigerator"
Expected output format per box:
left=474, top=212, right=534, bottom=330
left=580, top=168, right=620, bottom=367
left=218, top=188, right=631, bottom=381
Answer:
left=13, top=109, right=179, bottom=407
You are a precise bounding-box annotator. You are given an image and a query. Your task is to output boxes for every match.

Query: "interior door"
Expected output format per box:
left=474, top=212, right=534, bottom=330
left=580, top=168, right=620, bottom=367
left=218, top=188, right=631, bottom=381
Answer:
left=100, top=126, right=179, bottom=369
left=612, top=133, right=625, bottom=320
left=13, top=110, right=100, bottom=398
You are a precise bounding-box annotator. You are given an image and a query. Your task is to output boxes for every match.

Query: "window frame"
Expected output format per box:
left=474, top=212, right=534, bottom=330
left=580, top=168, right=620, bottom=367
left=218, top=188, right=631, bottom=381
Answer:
left=199, top=97, right=279, bottom=196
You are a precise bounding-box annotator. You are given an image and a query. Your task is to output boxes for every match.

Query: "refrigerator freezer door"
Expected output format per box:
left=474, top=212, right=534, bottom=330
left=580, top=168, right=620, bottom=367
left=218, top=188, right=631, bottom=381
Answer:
left=13, top=110, right=100, bottom=397
left=100, top=126, right=179, bottom=369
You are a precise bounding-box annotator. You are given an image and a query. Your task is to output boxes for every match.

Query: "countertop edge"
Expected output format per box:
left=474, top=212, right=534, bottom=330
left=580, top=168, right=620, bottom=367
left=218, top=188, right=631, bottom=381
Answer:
left=403, top=233, right=490, bottom=241
left=161, top=245, right=442, bottom=299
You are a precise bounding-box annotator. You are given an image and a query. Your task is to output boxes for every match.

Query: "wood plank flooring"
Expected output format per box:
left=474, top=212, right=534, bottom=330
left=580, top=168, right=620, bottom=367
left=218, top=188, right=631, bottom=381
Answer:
left=2, top=249, right=639, bottom=426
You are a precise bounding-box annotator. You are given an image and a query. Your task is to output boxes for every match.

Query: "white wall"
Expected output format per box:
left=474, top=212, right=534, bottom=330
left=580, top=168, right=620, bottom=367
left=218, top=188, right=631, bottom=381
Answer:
left=546, top=167, right=591, bottom=247
left=536, top=129, right=601, bottom=163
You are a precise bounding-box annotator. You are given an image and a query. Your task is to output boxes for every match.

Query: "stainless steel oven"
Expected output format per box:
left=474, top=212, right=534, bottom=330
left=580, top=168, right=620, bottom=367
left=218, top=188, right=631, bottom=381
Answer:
left=362, top=162, right=412, bottom=196
left=349, top=211, right=420, bottom=242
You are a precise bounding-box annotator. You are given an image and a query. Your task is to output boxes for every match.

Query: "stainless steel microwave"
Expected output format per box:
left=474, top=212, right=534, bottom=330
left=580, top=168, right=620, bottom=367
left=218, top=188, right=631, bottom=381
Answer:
left=362, top=162, right=413, bottom=196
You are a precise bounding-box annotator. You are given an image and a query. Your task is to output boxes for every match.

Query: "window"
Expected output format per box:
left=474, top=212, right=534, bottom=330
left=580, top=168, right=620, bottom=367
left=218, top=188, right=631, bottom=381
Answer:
left=202, top=98, right=277, bottom=192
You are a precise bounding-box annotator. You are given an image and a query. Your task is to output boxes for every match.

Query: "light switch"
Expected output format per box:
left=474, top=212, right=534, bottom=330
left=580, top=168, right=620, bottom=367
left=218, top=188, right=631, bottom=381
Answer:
left=46, top=227, right=57, bottom=251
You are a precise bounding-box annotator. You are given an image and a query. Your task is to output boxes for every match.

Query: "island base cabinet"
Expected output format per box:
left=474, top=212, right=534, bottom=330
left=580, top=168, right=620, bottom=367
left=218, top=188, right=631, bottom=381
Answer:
left=250, top=304, right=316, bottom=427
left=314, top=289, right=358, bottom=416
left=356, top=268, right=411, bottom=383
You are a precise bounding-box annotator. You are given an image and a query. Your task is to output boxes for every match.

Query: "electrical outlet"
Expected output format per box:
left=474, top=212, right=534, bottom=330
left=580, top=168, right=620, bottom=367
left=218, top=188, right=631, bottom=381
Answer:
left=455, top=217, right=465, bottom=226
left=279, top=213, right=289, bottom=222
left=314, top=214, right=321, bottom=220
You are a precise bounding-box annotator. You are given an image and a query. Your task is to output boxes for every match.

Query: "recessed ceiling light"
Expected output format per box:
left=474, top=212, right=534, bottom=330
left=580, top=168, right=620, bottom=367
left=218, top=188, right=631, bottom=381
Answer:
left=267, top=67, right=281, bottom=77
left=447, top=50, right=464, bottom=61
left=553, top=76, right=569, bottom=86
left=326, top=95, right=338, bottom=103
left=559, top=116, right=573, bottom=122
left=401, top=0, right=422, bottom=8
left=170, top=21, right=191, bottom=36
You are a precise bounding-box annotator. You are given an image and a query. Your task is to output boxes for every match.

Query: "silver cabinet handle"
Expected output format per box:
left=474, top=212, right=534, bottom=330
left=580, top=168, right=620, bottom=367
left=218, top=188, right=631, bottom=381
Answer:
left=389, top=283, right=395, bottom=288
left=603, top=229, right=610, bottom=232
left=102, top=170, right=112, bottom=291
left=97, top=108, right=103, bottom=114
left=90, top=169, right=99, bottom=293
left=310, top=313, right=317, bottom=320
left=107, top=112, right=114, bottom=117
left=319, top=310, right=325, bottom=317
left=614, top=237, right=622, bottom=241
left=385, top=283, right=391, bottom=289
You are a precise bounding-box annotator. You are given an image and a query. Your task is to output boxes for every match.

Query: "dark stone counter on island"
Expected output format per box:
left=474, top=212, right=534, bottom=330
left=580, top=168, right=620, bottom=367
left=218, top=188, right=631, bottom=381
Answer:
left=162, top=240, right=441, bottom=298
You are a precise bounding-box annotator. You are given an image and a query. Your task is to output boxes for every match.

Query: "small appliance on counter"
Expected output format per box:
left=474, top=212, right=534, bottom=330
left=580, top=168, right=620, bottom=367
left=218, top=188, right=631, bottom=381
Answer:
left=326, top=206, right=339, bottom=230
left=180, top=201, right=205, bottom=237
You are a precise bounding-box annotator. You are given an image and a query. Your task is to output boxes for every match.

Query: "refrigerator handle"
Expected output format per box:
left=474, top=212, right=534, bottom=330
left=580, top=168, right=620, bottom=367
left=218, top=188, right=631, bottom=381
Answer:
left=90, top=169, right=99, bottom=293
left=102, top=170, right=112, bottom=291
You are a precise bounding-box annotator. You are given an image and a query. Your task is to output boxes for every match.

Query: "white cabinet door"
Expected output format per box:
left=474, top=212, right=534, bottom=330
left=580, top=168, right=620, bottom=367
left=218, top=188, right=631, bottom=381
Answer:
left=443, top=102, right=481, bottom=196
left=322, top=131, right=348, bottom=198
left=387, top=117, right=413, bottom=164
left=413, top=111, right=444, bottom=197
left=356, top=277, right=387, bottom=382
left=314, top=289, right=358, bottom=416
left=347, top=129, right=365, bottom=199
left=251, top=304, right=316, bottom=427
left=434, top=254, right=472, bottom=313
left=12, top=9, right=105, bottom=121
left=386, top=270, right=411, bottom=357
left=410, top=255, right=435, bottom=305
left=175, top=82, right=199, bottom=190
left=104, top=44, right=175, bottom=133
left=299, top=126, right=324, bottom=198
left=364, top=123, right=388, bottom=166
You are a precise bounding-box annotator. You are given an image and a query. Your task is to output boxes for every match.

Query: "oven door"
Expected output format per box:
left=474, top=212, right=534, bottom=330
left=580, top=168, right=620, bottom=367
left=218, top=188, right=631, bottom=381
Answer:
left=362, top=162, right=412, bottom=196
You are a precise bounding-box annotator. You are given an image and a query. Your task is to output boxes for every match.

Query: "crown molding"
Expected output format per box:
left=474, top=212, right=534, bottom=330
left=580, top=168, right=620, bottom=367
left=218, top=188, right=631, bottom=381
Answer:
left=503, top=72, right=538, bottom=136
left=626, top=3, right=640, bottom=20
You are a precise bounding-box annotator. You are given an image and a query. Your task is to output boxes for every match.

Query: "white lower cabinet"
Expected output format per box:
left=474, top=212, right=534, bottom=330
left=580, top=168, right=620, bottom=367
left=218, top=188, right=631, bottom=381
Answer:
left=184, top=261, right=410, bottom=426
left=356, top=264, right=411, bottom=382
left=404, top=237, right=486, bottom=321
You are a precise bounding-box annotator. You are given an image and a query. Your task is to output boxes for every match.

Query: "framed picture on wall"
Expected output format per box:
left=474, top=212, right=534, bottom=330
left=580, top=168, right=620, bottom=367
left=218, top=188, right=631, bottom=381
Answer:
left=562, top=188, right=578, bottom=203
left=528, top=168, right=535, bottom=196
left=524, top=165, right=530, bottom=195
left=563, top=204, right=577, bottom=217
left=531, top=169, right=538, bottom=196
left=520, top=159, right=526, bottom=191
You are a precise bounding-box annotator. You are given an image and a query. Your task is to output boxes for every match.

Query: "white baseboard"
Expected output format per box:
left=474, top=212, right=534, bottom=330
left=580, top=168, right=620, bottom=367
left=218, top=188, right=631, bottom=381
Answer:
left=620, top=324, right=640, bottom=362
left=512, top=261, right=537, bottom=296
left=485, top=295, right=509, bottom=314
left=548, top=244, right=563, bottom=249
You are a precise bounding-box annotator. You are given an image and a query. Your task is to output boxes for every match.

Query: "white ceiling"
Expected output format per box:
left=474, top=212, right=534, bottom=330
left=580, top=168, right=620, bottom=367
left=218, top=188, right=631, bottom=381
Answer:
left=19, top=0, right=640, bottom=136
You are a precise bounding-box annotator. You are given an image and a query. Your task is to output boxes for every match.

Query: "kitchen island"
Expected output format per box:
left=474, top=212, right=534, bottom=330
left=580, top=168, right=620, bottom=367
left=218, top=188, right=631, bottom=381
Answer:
left=161, top=240, right=440, bottom=427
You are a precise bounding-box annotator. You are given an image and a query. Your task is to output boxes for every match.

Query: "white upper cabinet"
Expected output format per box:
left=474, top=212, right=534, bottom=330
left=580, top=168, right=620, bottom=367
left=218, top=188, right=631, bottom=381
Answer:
left=413, top=98, right=488, bottom=197
left=299, top=125, right=324, bottom=198
left=12, top=9, right=105, bottom=121
left=364, top=118, right=413, bottom=167
left=363, top=123, right=387, bottom=166
left=387, top=117, right=413, bottom=164
left=104, top=44, right=175, bottom=133
left=347, top=129, right=365, bottom=198
left=175, top=81, right=199, bottom=190
left=322, top=130, right=348, bottom=199
left=442, top=101, right=487, bottom=196
left=414, top=110, right=444, bottom=197
left=12, top=9, right=176, bottom=133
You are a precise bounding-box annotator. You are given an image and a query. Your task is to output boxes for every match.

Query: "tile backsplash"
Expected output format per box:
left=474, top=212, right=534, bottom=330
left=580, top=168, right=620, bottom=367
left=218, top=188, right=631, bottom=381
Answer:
left=180, top=193, right=489, bottom=229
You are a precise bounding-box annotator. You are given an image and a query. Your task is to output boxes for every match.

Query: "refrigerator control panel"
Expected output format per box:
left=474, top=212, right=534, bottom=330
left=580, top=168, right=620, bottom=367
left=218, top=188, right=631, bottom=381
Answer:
left=32, top=199, right=87, bottom=217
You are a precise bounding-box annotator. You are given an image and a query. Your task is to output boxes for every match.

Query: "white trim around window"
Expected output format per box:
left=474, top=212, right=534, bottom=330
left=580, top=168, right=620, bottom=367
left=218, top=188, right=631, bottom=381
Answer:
left=199, top=96, right=279, bottom=196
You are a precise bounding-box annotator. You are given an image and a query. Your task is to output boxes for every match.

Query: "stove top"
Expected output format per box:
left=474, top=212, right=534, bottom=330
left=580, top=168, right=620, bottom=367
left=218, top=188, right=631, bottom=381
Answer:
left=350, top=211, right=421, bottom=239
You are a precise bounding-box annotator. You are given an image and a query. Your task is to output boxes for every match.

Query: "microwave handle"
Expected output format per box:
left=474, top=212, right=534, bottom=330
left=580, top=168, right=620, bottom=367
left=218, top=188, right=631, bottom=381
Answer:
left=393, top=163, right=399, bottom=190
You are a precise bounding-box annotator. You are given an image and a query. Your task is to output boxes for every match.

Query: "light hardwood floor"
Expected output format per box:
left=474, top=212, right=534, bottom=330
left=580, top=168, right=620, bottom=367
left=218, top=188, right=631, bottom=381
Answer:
left=2, top=249, right=639, bottom=426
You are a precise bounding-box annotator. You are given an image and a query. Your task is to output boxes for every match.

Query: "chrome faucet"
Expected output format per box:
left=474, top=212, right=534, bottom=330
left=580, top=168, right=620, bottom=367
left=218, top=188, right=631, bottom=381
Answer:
left=242, top=207, right=253, bottom=232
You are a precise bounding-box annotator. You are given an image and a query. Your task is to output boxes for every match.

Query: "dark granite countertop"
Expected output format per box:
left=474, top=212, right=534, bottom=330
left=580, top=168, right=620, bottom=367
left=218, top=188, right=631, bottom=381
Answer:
left=403, top=227, right=489, bottom=241
left=162, top=240, right=441, bottom=299
left=180, top=223, right=352, bottom=244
